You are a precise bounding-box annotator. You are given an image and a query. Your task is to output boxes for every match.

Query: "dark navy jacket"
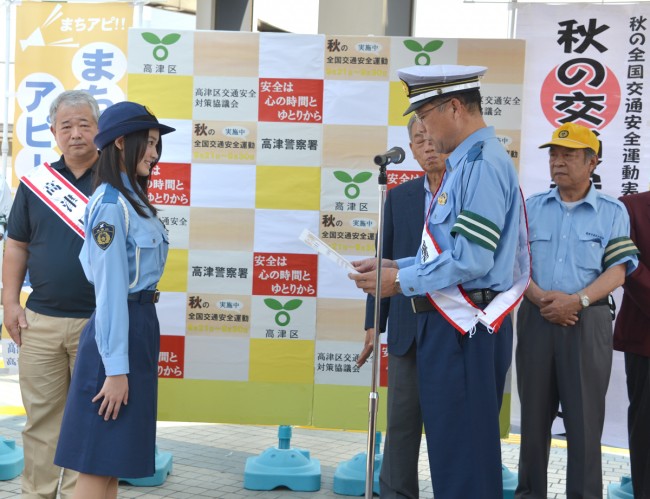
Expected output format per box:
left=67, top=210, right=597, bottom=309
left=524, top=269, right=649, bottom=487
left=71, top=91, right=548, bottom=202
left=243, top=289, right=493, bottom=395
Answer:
left=364, top=175, right=425, bottom=356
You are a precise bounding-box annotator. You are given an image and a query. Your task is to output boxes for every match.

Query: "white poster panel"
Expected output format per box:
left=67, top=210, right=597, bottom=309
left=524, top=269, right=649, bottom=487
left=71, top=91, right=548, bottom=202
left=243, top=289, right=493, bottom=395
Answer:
left=518, top=3, right=650, bottom=197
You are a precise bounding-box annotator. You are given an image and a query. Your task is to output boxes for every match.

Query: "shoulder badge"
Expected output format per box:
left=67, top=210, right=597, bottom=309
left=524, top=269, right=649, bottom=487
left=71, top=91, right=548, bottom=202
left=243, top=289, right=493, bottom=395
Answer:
left=92, top=221, right=115, bottom=250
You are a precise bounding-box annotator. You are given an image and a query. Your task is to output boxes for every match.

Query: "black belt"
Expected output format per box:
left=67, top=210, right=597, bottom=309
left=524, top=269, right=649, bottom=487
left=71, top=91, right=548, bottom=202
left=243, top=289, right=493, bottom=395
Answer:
left=411, top=289, right=498, bottom=314
left=128, top=290, right=160, bottom=304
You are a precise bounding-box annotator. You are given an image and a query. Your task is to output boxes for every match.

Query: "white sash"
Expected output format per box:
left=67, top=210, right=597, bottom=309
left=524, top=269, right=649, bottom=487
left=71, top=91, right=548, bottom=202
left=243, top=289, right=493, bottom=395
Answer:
left=420, top=188, right=530, bottom=335
left=20, top=163, right=89, bottom=239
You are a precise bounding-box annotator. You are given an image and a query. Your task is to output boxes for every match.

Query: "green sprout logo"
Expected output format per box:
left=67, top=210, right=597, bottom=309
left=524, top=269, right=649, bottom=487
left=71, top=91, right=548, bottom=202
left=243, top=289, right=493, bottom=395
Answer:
left=403, top=40, right=444, bottom=65
left=141, top=32, right=181, bottom=61
left=264, top=298, right=303, bottom=327
left=334, top=171, right=372, bottom=199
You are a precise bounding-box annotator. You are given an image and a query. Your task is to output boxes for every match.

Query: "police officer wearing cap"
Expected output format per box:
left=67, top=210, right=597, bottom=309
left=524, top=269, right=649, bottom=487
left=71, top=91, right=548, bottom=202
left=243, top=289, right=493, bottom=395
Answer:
left=515, top=123, right=638, bottom=499
left=54, top=101, right=174, bottom=499
left=358, top=114, right=448, bottom=499
left=350, top=64, right=527, bottom=498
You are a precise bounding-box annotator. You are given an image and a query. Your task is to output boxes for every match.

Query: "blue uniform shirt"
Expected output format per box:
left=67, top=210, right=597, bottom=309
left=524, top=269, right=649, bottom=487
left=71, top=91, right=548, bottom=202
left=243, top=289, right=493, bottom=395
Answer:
left=398, top=126, right=522, bottom=295
left=526, top=184, right=638, bottom=293
left=79, top=174, right=168, bottom=376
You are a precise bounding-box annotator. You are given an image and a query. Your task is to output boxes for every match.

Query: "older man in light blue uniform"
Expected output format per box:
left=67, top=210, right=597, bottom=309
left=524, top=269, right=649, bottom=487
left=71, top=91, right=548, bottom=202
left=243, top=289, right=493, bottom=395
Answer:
left=516, top=123, right=638, bottom=499
left=351, top=65, right=527, bottom=499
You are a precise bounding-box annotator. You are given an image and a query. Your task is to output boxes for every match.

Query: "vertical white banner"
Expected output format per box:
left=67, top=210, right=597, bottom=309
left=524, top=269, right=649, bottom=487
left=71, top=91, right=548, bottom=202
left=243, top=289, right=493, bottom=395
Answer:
left=517, top=3, right=649, bottom=448
left=518, top=3, right=650, bottom=198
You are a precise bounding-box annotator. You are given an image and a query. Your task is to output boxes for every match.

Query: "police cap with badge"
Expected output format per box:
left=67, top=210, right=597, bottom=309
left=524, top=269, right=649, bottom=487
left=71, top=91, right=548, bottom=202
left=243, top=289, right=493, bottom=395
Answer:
left=397, top=64, right=487, bottom=116
left=94, top=101, right=175, bottom=151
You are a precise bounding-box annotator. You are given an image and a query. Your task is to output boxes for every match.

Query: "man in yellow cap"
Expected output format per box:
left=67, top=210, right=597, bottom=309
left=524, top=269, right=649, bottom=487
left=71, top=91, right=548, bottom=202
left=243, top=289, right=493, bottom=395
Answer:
left=516, top=122, right=639, bottom=498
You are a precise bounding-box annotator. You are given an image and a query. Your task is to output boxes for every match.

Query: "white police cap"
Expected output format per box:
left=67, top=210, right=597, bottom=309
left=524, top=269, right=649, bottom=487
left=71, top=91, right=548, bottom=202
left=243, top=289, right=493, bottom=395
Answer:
left=398, top=64, right=487, bottom=116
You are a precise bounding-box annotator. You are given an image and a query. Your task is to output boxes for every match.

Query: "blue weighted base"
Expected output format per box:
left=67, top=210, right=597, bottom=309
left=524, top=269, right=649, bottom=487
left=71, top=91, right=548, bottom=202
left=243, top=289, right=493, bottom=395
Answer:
left=244, top=425, right=321, bottom=492
left=608, top=476, right=634, bottom=499
left=502, top=464, right=517, bottom=499
left=0, top=437, right=24, bottom=481
left=333, top=432, right=381, bottom=496
left=120, top=446, right=173, bottom=486
left=332, top=451, right=381, bottom=496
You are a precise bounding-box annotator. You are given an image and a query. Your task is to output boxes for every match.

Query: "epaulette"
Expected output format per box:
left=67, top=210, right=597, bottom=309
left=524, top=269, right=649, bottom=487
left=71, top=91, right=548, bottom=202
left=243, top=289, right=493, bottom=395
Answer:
left=526, top=189, right=553, bottom=202
left=467, top=141, right=485, bottom=163
left=597, top=191, right=626, bottom=210
left=102, top=184, right=119, bottom=204
left=89, top=184, right=130, bottom=232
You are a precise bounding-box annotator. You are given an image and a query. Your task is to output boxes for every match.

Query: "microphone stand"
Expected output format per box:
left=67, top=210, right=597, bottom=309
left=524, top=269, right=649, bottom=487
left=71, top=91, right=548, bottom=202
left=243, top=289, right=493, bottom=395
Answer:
left=364, top=161, right=387, bottom=498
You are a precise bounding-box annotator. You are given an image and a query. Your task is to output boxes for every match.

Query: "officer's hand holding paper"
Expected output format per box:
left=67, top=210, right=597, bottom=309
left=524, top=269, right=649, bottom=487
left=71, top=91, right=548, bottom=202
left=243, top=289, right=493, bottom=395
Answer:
left=349, top=258, right=400, bottom=298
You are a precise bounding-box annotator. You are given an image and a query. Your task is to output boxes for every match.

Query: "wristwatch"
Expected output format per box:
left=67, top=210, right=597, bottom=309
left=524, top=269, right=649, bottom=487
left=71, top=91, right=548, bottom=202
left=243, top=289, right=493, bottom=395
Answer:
left=394, top=272, right=402, bottom=294
left=578, top=292, right=590, bottom=309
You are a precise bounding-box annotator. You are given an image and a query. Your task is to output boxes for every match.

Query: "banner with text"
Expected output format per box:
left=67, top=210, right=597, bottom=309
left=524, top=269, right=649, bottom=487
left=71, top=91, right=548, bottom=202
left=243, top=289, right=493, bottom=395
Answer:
left=517, top=3, right=649, bottom=447
left=12, top=1, right=132, bottom=182
left=129, top=29, right=525, bottom=429
left=518, top=3, right=650, bottom=197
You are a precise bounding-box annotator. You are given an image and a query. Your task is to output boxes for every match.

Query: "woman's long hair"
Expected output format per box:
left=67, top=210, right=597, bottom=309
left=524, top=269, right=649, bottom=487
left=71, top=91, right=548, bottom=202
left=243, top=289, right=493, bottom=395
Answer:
left=94, top=129, right=162, bottom=218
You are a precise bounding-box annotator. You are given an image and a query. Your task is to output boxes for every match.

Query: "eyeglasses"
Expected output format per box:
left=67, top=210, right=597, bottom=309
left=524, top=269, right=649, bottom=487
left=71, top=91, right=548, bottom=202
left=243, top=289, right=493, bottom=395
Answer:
left=414, top=98, right=452, bottom=123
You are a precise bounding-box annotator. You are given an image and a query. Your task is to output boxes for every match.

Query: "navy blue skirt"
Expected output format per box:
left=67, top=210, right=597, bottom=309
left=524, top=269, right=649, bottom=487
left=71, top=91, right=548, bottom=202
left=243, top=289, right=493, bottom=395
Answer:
left=55, top=301, right=160, bottom=478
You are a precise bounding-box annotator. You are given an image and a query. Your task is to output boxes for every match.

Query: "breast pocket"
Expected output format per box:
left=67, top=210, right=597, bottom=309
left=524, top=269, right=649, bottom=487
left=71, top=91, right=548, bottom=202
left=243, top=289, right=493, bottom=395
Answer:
left=131, top=229, right=166, bottom=288
left=430, top=202, right=452, bottom=227
left=529, top=229, right=552, bottom=253
left=577, top=233, right=605, bottom=271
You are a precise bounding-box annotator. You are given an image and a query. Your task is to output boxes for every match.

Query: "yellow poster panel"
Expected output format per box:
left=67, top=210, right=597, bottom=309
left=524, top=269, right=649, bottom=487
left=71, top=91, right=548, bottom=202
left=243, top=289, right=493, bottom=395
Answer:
left=12, top=1, right=132, bottom=182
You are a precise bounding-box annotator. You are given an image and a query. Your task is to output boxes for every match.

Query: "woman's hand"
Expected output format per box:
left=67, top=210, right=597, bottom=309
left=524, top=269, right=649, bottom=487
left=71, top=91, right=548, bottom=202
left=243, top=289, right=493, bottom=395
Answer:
left=92, top=374, right=129, bottom=421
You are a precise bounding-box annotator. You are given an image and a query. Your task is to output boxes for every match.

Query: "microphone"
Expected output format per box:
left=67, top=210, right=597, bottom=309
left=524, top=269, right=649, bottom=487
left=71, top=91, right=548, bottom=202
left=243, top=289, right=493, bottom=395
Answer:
left=374, top=147, right=405, bottom=167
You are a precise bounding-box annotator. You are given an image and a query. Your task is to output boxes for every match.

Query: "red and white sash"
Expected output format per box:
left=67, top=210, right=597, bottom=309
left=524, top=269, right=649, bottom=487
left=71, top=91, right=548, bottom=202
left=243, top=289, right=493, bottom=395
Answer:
left=20, top=163, right=89, bottom=239
left=420, top=188, right=530, bottom=335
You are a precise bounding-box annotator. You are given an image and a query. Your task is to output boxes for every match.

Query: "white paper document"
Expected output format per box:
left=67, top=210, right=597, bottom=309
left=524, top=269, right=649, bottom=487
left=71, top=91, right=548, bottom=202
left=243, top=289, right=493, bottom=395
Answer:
left=299, top=229, right=358, bottom=273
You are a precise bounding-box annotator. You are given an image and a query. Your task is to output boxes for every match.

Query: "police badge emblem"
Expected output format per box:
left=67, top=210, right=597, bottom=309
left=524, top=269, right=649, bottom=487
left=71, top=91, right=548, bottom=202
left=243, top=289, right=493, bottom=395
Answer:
left=437, top=192, right=448, bottom=205
left=92, top=221, right=115, bottom=250
left=401, top=80, right=410, bottom=97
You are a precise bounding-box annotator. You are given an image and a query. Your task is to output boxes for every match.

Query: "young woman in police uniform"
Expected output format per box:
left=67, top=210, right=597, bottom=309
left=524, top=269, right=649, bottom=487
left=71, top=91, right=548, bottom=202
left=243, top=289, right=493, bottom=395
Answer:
left=55, top=101, right=175, bottom=499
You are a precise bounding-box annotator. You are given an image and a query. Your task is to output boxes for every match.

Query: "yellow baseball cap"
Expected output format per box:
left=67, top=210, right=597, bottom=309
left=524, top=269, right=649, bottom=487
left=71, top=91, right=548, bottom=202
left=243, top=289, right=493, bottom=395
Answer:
left=539, top=122, right=599, bottom=152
